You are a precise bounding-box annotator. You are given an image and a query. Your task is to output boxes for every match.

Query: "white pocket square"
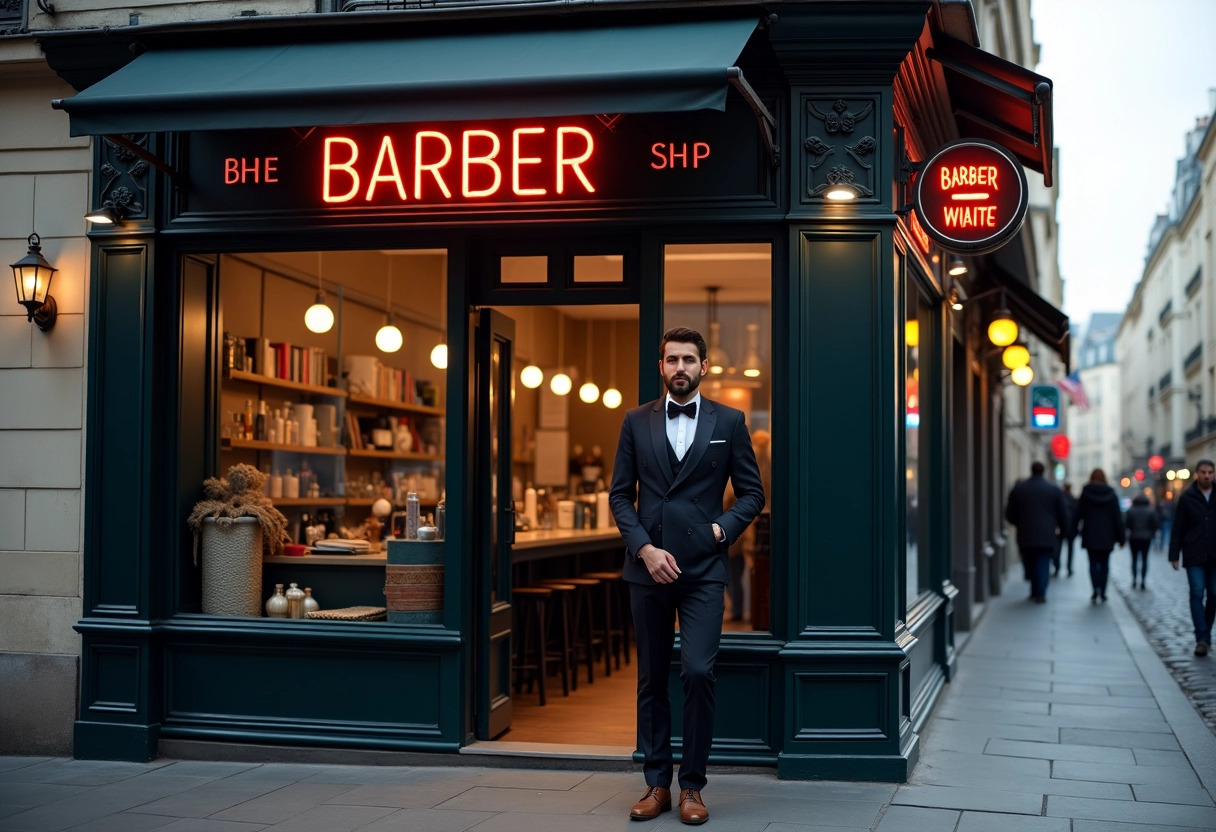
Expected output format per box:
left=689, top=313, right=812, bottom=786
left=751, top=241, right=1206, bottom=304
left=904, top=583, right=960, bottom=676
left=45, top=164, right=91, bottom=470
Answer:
left=709, top=439, right=726, bottom=444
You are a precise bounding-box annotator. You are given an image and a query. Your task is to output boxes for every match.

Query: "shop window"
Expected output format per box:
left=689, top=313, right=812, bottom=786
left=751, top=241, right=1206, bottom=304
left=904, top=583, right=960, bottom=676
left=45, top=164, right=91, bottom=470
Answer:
left=210, top=249, right=448, bottom=623
left=663, top=242, right=772, bottom=633
left=905, top=288, right=932, bottom=605
left=500, top=256, right=548, bottom=284
left=573, top=255, right=624, bottom=283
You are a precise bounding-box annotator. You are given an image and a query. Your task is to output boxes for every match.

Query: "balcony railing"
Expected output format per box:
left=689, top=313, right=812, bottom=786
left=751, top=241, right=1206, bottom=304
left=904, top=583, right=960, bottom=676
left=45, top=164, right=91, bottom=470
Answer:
left=1159, top=300, right=1173, bottom=326
left=1159, top=371, right=1173, bottom=391
left=1186, top=267, right=1202, bottom=297
left=1185, top=343, right=1203, bottom=372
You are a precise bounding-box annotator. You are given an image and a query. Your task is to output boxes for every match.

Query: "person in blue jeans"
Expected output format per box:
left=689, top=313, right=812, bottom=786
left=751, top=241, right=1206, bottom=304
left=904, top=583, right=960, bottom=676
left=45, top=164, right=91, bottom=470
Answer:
left=1168, top=459, right=1216, bottom=657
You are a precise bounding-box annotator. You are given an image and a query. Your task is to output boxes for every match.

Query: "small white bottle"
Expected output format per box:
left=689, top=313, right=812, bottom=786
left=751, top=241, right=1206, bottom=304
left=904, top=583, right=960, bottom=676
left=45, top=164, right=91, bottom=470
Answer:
left=284, top=469, right=300, bottom=499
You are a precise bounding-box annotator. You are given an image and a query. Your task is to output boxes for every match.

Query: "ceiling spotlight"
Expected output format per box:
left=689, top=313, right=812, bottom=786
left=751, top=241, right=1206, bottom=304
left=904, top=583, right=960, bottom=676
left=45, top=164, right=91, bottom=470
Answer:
left=947, top=256, right=968, bottom=277
left=84, top=204, right=127, bottom=225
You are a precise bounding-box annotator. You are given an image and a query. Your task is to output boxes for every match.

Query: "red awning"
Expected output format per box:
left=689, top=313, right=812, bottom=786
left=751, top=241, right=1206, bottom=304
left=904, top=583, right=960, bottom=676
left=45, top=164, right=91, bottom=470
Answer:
left=927, top=33, right=1054, bottom=187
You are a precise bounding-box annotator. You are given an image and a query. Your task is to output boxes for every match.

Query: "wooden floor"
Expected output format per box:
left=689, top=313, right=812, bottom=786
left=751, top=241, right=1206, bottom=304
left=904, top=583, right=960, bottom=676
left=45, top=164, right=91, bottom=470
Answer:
left=504, top=653, right=639, bottom=746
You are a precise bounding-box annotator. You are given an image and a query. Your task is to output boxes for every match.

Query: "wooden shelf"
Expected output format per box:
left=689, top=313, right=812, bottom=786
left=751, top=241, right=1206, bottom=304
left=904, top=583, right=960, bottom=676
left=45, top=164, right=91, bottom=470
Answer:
left=347, top=393, right=443, bottom=417
left=224, top=369, right=347, bottom=398
left=346, top=497, right=439, bottom=507
left=222, top=438, right=347, bottom=455
left=348, top=448, right=443, bottom=461
left=272, top=497, right=346, bottom=507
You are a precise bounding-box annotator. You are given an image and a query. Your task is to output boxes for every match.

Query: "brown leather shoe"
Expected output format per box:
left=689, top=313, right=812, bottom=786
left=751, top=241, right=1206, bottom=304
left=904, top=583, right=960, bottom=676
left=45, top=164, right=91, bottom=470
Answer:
left=679, top=789, right=709, bottom=825
left=629, top=786, right=671, bottom=821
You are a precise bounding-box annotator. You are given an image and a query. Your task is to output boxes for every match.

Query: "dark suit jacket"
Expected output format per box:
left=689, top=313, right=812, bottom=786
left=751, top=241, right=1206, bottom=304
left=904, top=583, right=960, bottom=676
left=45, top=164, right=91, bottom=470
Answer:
left=1004, top=474, right=1069, bottom=551
left=610, top=396, right=766, bottom=584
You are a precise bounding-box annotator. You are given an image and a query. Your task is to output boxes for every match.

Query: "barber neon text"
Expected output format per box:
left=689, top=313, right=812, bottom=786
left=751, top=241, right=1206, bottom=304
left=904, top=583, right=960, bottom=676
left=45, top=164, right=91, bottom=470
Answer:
left=321, top=126, right=596, bottom=203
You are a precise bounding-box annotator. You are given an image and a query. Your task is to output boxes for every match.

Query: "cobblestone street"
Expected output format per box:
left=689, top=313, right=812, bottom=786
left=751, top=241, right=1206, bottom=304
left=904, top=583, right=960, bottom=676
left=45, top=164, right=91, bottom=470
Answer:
left=1105, top=545, right=1216, bottom=736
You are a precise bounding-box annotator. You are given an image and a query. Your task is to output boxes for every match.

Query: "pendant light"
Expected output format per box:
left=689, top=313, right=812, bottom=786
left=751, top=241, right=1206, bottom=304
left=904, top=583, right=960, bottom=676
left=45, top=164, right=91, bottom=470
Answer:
left=579, top=320, right=600, bottom=403
left=304, top=252, right=335, bottom=334
left=375, top=258, right=403, bottom=353
left=430, top=269, right=448, bottom=369
left=550, top=314, right=572, bottom=396
left=705, top=287, right=729, bottom=374
left=520, top=311, right=544, bottom=389
left=602, top=320, right=623, bottom=409
left=1010, top=364, right=1034, bottom=386
left=742, top=322, right=762, bottom=378
left=987, top=290, right=1018, bottom=347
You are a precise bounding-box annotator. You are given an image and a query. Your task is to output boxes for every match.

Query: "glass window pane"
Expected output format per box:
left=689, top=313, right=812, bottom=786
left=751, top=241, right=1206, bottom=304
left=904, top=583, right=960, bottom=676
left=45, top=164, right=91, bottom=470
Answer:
left=500, top=256, right=548, bottom=284
left=573, top=254, right=624, bottom=283
left=906, top=289, right=932, bottom=605
left=663, top=242, right=772, bottom=633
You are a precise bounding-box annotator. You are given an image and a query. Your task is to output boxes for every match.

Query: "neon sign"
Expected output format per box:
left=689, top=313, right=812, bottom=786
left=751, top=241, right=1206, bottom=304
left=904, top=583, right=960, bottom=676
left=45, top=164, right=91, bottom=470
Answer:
left=913, top=139, right=1028, bottom=254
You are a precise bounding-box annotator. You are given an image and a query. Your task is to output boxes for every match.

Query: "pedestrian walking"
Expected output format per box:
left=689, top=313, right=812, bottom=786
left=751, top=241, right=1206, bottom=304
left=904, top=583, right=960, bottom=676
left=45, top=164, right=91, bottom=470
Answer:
left=1124, top=494, right=1158, bottom=589
left=1167, top=458, right=1216, bottom=657
left=610, top=326, right=766, bottom=824
left=1157, top=498, right=1173, bottom=550
left=1076, top=468, right=1125, bottom=604
left=1005, top=462, right=1070, bottom=603
left=1055, top=482, right=1079, bottom=577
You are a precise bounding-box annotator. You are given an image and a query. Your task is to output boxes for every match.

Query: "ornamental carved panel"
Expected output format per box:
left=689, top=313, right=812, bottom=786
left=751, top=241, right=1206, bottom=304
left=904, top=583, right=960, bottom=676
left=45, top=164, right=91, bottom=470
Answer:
left=97, top=135, right=150, bottom=221
left=802, top=97, right=879, bottom=203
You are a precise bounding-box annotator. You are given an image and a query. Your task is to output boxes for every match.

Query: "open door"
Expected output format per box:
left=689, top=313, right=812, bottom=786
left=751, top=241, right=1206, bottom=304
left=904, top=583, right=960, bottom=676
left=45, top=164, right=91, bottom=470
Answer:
left=474, top=308, right=516, bottom=739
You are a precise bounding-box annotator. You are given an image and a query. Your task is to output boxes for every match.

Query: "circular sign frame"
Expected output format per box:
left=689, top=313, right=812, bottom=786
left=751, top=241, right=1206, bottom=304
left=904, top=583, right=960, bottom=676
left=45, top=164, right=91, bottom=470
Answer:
left=914, top=139, right=1029, bottom=255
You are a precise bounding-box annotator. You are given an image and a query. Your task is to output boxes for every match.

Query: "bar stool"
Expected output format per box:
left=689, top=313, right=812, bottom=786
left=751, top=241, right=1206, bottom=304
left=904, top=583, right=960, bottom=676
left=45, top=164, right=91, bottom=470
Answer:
left=582, top=570, right=632, bottom=674
left=512, top=586, right=552, bottom=705
left=535, top=581, right=576, bottom=695
left=540, top=577, right=601, bottom=687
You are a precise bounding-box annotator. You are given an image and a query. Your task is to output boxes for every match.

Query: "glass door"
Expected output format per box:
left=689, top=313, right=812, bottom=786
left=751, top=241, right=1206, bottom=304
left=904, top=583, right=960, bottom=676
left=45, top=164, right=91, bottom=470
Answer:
left=474, top=307, right=516, bottom=739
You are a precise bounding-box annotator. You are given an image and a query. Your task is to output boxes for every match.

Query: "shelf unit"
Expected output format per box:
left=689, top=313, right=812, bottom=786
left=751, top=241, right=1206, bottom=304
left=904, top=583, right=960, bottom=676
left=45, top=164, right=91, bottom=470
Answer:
left=222, top=438, right=347, bottom=455
left=225, top=369, right=348, bottom=399
left=347, top=393, right=441, bottom=416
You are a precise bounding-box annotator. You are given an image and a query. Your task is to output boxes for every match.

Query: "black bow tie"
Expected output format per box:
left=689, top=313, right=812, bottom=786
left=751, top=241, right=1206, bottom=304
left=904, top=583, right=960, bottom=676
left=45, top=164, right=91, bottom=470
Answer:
left=667, top=401, right=696, bottom=420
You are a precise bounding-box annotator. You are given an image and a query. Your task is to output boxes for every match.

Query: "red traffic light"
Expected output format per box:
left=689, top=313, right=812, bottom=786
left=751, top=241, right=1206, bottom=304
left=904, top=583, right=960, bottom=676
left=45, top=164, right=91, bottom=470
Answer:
left=1050, top=434, right=1070, bottom=459
left=1148, top=454, right=1165, bottom=472
left=1134, top=469, right=1145, bottom=481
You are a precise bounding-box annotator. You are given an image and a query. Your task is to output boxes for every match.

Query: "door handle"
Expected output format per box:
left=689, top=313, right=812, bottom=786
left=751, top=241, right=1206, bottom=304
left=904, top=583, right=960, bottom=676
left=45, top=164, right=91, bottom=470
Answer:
left=505, top=501, right=516, bottom=546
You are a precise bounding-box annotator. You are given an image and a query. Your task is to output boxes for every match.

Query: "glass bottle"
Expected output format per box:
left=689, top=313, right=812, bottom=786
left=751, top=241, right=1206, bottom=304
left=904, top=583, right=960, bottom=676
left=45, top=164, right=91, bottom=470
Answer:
left=286, top=582, right=306, bottom=618
left=265, top=583, right=288, bottom=618
left=406, top=492, right=420, bottom=540
left=303, top=587, right=320, bottom=616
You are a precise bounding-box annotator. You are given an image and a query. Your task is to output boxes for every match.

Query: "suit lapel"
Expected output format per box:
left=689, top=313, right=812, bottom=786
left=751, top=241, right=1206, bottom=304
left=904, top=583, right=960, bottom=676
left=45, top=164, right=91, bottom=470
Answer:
left=649, top=400, right=674, bottom=485
left=670, top=398, right=716, bottom=492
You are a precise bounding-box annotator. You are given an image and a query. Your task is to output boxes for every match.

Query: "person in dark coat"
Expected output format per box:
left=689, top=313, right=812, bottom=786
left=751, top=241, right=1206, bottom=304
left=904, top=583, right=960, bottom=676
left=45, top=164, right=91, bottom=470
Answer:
left=1005, top=462, right=1070, bottom=603
left=1168, top=459, right=1216, bottom=657
left=1076, top=468, right=1125, bottom=604
left=1124, top=494, right=1159, bottom=589
left=1055, top=483, right=1080, bottom=577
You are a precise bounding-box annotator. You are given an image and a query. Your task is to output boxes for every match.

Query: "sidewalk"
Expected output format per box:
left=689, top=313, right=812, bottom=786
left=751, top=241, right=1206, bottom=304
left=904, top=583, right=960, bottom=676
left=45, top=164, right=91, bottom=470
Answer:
left=2, top=568, right=1214, bottom=832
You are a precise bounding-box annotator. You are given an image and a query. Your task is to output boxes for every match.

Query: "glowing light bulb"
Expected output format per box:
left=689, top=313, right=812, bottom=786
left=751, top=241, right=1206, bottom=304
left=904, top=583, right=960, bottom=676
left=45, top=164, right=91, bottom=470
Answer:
left=304, top=294, right=334, bottom=334
left=375, top=323, right=403, bottom=353
left=1010, top=364, right=1034, bottom=386
left=430, top=343, right=448, bottom=369
left=602, top=388, right=622, bottom=409
left=520, top=365, right=543, bottom=389
left=550, top=372, right=572, bottom=396
left=579, top=382, right=600, bottom=403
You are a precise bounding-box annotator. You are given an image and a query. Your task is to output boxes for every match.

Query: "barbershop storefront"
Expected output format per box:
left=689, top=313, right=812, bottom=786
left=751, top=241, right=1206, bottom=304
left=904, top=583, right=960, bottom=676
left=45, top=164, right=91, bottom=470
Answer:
left=45, top=2, right=1062, bottom=780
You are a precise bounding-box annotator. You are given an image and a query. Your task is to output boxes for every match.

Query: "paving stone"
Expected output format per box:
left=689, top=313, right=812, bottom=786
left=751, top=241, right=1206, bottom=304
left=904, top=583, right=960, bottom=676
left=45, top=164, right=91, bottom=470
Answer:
left=1131, top=749, right=1193, bottom=768
left=892, top=784, right=1043, bottom=814
left=955, top=812, right=1070, bottom=832
left=1051, top=760, right=1201, bottom=787
left=347, top=807, right=499, bottom=832
left=432, top=786, right=616, bottom=815
left=1047, top=795, right=1216, bottom=828
left=985, top=738, right=1135, bottom=764
left=256, top=804, right=395, bottom=831
left=212, top=782, right=360, bottom=824
left=326, top=783, right=477, bottom=810
left=39, top=812, right=178, bottom=832
left=1059, top=729, right=1181, bottom=751
left=130, top=821, right=267, bottom=832
left=0, top=781, right=92, bottom=807
left=1131, top=783, right=1216, bottom=806
left=1073, top=821, right=1216, bottom=832
left=126, top=779, right=295, bottom=819
left=874, top=805, right=959, bottom=832
left=0, top=758, right=51, bottom=773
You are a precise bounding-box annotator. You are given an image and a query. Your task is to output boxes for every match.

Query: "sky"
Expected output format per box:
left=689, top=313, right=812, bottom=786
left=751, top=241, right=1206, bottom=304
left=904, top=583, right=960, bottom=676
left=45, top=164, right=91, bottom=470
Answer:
left=1030, top=0, right=1216, bottom=333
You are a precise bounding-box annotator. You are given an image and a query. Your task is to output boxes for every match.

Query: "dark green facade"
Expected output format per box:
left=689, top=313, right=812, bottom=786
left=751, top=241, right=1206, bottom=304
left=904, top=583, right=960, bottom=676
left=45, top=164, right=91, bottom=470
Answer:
left=55, top=1, right=1055, bottom=780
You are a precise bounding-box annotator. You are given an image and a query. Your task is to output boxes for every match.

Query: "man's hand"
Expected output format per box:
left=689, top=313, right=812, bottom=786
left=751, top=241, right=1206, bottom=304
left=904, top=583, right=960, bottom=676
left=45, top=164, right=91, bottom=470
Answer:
left=1171, top=560, right=1180, bottom=571
left=712, top=523, right=725, bottom=543
left=639, top=544, right=681, bottom=584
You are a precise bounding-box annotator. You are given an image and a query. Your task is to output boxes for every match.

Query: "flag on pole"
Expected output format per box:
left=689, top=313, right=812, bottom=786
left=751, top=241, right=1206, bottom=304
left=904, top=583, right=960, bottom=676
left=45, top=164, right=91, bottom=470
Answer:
left=1058, top=371, right=1089, bottom=412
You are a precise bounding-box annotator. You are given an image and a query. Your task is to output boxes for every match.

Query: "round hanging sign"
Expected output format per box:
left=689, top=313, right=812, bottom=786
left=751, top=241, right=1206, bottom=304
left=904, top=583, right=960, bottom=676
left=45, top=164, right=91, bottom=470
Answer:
left=914, top=139, right=1029, bottom=254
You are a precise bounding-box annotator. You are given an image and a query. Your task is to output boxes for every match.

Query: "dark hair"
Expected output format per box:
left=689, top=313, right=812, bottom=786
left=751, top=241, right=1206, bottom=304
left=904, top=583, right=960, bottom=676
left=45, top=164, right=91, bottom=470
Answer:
left=1089, top=468, right=1106, bottom=484
left=660, top=327, right=707, bottom=362
left=1197, top=459, right=1215, bottom=471
left=1030, top=461, right=1045, bottom=476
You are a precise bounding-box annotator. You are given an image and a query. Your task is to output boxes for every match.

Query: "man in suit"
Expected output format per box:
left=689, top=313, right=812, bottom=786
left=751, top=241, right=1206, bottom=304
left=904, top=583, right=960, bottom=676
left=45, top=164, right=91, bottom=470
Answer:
left=610, top=327, right=766, bottom=825
left=1004, top=461, right=1070, bottom=603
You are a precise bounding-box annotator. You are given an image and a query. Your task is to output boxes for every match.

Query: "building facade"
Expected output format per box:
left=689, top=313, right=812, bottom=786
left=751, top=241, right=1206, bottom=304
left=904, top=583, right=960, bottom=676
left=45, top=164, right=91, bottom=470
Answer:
left=1118, top=101, right=1215, bottom=500
left=1066, top=313, right=1122, bottom=486
left=1, top=0, right=1067, bottom=778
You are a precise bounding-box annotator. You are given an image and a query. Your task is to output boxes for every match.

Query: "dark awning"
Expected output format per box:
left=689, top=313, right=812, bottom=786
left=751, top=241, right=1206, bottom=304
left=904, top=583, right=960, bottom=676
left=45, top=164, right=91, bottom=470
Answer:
left=989, top=268, right=1070, bottom=370
left=52, top=18, right=760, bottom=137
left=927, top=33, right=1054, bottom=187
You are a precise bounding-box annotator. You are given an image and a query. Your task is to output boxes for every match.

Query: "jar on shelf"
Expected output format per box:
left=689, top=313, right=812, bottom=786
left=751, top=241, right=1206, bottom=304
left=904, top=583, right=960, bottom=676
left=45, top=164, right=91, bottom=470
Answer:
left=303, top=588, right=320, bottom=616
left=285, top=582, right=306, bottom=619
left=265, top=584, right=288, bottom=618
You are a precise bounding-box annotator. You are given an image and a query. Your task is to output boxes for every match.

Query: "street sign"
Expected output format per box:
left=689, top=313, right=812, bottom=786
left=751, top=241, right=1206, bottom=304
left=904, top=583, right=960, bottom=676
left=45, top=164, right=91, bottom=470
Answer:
left=1029, top=384, right=1061, bottom=431
left=914, top=139, right=1029, bottom=254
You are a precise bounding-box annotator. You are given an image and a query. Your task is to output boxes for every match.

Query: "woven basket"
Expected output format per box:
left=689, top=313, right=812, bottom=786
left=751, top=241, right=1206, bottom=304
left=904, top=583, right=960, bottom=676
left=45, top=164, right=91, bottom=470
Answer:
left=200, top=516, right=263, bottom=616
left=306, top=606, right=388, bottom=622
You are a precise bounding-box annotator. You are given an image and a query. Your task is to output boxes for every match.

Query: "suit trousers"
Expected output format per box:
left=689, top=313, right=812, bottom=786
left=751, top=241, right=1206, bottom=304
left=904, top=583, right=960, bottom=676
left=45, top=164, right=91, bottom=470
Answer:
left=630, top=578, right=725, bottom=792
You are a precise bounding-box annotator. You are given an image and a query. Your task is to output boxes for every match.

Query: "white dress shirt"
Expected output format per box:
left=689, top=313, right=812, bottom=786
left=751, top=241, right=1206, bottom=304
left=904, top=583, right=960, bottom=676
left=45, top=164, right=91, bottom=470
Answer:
left=664, top=392, right=702, bottom=461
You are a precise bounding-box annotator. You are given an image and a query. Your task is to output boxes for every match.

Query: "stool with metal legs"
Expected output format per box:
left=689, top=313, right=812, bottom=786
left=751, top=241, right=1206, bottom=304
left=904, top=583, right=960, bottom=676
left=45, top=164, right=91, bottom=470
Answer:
left=512, top=586, right=552, bottom=705
left=539, top=577, right=601, bottom=688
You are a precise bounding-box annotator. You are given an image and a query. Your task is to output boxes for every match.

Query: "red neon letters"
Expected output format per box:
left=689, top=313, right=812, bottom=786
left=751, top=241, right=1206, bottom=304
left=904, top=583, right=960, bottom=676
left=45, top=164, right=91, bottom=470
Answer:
left=322, top=125, right=596, bottom=203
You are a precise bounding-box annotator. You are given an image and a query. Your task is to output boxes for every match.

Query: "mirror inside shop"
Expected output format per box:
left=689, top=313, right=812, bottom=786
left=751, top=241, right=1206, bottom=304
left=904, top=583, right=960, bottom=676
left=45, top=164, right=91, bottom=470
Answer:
left=211, top=245, right=772, bottom=635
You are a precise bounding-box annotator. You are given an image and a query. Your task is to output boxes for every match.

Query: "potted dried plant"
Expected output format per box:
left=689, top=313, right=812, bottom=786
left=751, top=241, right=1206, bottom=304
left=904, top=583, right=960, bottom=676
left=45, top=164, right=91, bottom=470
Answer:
left=187, top=463, right=289, bottom=616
